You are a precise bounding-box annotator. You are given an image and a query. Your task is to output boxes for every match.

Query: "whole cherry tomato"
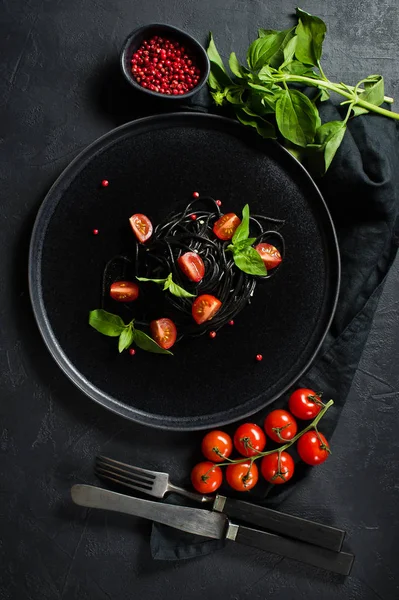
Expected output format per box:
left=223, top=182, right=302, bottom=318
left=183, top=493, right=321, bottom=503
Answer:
left=261, top=452, right=295, bottom=485
left=264, top=409, right=298, bottom=443
left=201, top=430, right=233, bottom=462
left=191, top=461, right=222, bottom=494
left=129, top=213, right=153, bottom=243
left=192, top=294, right=222, bottom=325
left=234, top=423, right=266, bottom=457
left=110, top=281, right=139, bottom=302
left=213, top=213, right=241, bottom=240
left=255, top=243, right=282, bottom=270
left=297, top=431, right=330, bottom=466
left=288, top=388, right=323, bottom=420
left=226, top=461, right=259, bottom=491
left=150, top=318, right=177, bottom=350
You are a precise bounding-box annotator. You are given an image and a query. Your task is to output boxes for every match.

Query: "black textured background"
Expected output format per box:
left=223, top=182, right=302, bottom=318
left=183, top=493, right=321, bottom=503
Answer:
left=1, top=1, right=399, bottom=599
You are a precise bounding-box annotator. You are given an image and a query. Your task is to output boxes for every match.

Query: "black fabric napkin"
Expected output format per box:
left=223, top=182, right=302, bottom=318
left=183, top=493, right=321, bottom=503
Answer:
left=151, top=103, right=399, bottom=560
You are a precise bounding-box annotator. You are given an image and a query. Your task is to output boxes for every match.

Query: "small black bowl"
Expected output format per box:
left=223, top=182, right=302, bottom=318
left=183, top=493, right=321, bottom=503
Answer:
left=120, top=23, right=210, bottom=100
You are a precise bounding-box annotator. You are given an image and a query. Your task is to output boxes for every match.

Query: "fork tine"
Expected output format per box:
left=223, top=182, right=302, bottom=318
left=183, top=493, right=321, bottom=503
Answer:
left=96, top=457, right=155, bottom=484
left=95, top=465, right=154, bottom=488
left=97, top=456, right=157, bottom=481
left=94, top=470, right=153, bottom=495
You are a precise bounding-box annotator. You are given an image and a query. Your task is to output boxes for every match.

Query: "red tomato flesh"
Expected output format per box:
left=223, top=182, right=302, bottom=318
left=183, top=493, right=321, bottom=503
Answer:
left=110, top=281, right=139, bottom=302
left=255, top=243, right=282, bottom=270
left=192, top=294, right=222, bottom=325
left=129, top=213, right=153, bottom=243
left=213, top=213, right=241, bottom=240
left=150, top=318, right=177, bottom=350
left=177, top=252, right=205, bottom=282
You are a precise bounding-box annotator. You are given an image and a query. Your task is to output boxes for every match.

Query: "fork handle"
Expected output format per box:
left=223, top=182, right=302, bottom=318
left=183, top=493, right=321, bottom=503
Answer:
left=168, top=483, right=212, bottom=504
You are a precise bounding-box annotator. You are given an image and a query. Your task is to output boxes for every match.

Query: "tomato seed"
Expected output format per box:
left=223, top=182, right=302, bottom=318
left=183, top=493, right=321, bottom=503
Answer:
left=256, top=354, right=263, bottom=362
left=216, top=199, right=222, bottom=206
left=209, top=331, right=217, bottom=339
left=129, top=348, right=136, bottom=356
left=192, top=191, right=200, bottom=198
left=92, top=229, right=99, bottom=235
left=228, top=320, right=234, bottom=326
left=101, top=179, right=109, bottom=187
left=190, top=214, right=197, bottom=220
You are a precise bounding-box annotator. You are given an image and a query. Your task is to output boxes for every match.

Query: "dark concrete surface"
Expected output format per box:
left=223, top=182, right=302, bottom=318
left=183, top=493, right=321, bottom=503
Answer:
left=1, top=1, right=398, bottom=598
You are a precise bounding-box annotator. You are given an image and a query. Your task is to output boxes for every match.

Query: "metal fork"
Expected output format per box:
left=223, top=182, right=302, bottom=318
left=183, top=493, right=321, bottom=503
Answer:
left=95, top=455, right=212, bottom=503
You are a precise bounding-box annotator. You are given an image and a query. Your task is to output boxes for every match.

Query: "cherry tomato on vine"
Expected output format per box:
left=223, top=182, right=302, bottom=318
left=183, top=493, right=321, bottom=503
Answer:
left=110, top=281, right=139, bottom=302
left=191, top=461, right=222, bottom=494
left=255, top=243, right=282, bottom=270
left=297, top=431, right=330, bottom=466
left=226, top=461, right=259, bottom=491
left=201, top=430, right=233, bottom=463
left=177, top=252, right=205, bottom=283
left=192, top=294, right=222, bottom=325
left=213, top=213, right=241, bottom=240
left=150, top=318, right=177, bottom=350
left=129, top=213, right=153, bottom=243
left=264, top=409, right=298, bottom=443
left=260, top=452, right=295, bottom=485
left=234, top=423, right=266, bottom=457
left=288, top=388, right=323, bottom=420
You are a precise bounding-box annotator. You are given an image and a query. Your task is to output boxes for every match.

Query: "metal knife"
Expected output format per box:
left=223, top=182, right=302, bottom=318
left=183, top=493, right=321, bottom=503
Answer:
left=71, top=484, right=354, bottom=576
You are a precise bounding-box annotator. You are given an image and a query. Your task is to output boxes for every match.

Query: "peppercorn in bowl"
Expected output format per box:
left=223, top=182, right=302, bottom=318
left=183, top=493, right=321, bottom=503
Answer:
left=120, top=24, right=210, bottom=99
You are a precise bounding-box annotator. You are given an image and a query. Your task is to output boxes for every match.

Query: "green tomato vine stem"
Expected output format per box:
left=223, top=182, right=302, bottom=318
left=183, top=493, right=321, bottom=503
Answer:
left=210, top=399, right=334, bottom=471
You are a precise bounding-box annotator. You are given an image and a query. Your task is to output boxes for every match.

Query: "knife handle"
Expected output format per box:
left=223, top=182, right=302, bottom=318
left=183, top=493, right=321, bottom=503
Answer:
left=231, top=524, right=354, bottom=576
left=214, top=496, right=344, bottom=552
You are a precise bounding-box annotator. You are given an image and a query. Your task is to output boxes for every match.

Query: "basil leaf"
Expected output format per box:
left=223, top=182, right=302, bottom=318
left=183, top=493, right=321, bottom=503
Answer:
left=236, top=109, right=276, bottom=139
left=168, top=280, right=196, bottom=298
left=233, top=246, right=267, bottom=276
left=89, top=309, right=125, bottom=337
left=358, top=74, right=384, bottom=107
left=275, top=89, right=319, bottom=147
left=257, top=65, right=274, bottom=83
left=232, top=204, right=250, bottom=244
left=137, top=276, right=167, bottom=284
left=225, top=85, right=245, bottom=104
left=247, top=31, right=290, bottom=71
left=134, top=330, right=173, bottom=355
left=211, top=89, right=226, bottom=106
left=282, top=35, right=297, bottom=64
left=207, top=34, right=232, bottom=91
left=314, top=120, right=347, bottom=173
left=320, top=89, right=330, bottom=101
left=207, top=32, right=228, bottom=73
left=118, top=326, right=134, bottom=353
left=281, top=60, right=316, bottom=77
left=234, top=237, right=257, bottom=252
left=229, top=52, right=243, bottom=78
left=295, top=7, right=327, bottom=66
left=257, top=28, right=296, bottom=68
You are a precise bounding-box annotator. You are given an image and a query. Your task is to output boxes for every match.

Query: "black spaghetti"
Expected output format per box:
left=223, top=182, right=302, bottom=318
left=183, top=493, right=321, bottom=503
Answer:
left=101, top=196, right=285, bottom=340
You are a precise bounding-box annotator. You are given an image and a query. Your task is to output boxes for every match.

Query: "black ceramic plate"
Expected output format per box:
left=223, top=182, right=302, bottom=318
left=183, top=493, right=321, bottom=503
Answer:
left=29, top=113, right=340, bottom=430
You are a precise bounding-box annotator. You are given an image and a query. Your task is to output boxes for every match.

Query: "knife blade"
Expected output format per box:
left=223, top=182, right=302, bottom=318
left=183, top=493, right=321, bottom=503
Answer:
left=71, top=484, right=354, bottom=575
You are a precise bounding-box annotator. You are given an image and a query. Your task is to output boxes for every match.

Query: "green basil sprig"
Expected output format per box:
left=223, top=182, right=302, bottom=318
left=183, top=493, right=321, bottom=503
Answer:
left=207, top=7, right=399, bottom=175
left=88, top=309, right=172, bottom=355
left=226, top=204, right=267, bottom=276
left=137, top=273, right=196, bottom=298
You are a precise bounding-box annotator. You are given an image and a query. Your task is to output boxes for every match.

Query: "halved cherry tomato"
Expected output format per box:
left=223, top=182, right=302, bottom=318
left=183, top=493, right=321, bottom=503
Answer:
left=177, top=252, right=205, bottom=283
left=191, top=461, right=222, bottom=494
left=192, top=294, right=222, bottom=325
left=264, top=409, right=297, bottom=443
left=234, top=423, right=266, bottom=457
left=201, top=430, right=233, bottom=463
left=150, top=318, right=177, bottom=350
left=288, top=388, right=323, bottom=420
left=213, top=213, right=241, bottom=240
left=260, top=452, right=295, bottom=485
left=129, top=213, right=153, bottom=243
left=255, top=243, right=282, bottom=270
left=110, top=281, right=139, bottom=302
left=297, top=431, right=330, bottom=466
left=226, top=461, right=258, bottom=491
